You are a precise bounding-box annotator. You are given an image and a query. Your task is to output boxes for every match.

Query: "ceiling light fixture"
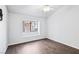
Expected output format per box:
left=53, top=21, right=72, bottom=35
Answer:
left=43, top=5, right=51, bottom=12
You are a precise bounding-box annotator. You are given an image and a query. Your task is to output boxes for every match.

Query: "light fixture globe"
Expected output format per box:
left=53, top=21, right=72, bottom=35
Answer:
left=43, top=5, right=50, bottom=12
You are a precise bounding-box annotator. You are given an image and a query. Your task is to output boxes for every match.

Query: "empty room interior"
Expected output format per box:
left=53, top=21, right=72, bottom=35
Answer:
left=1, top=5, right=79, bottom=54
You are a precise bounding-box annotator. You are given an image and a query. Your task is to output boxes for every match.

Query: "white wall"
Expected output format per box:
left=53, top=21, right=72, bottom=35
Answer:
left=47, top=6, right=79, bottom=49
left=8, top=13, right=46, bottom=45
left=0, top=5, right=8, bottom=53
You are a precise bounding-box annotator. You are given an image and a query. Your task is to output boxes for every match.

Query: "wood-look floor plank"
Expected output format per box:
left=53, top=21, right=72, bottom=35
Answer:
left=6, top=38, right=79, bottom=54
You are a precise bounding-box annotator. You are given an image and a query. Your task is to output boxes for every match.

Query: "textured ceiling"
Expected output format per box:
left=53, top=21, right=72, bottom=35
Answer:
left=7, top=5, right=64, bottom=18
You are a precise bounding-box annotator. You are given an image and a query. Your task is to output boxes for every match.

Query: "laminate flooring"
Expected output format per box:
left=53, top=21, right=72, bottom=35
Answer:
left=6, top=38, right=79, bottom=54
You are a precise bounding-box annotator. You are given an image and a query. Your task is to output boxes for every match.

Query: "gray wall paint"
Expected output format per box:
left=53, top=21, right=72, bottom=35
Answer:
left=47, top=6, right=79, bottom=49
left=8, top=13, right=46, bottom=45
